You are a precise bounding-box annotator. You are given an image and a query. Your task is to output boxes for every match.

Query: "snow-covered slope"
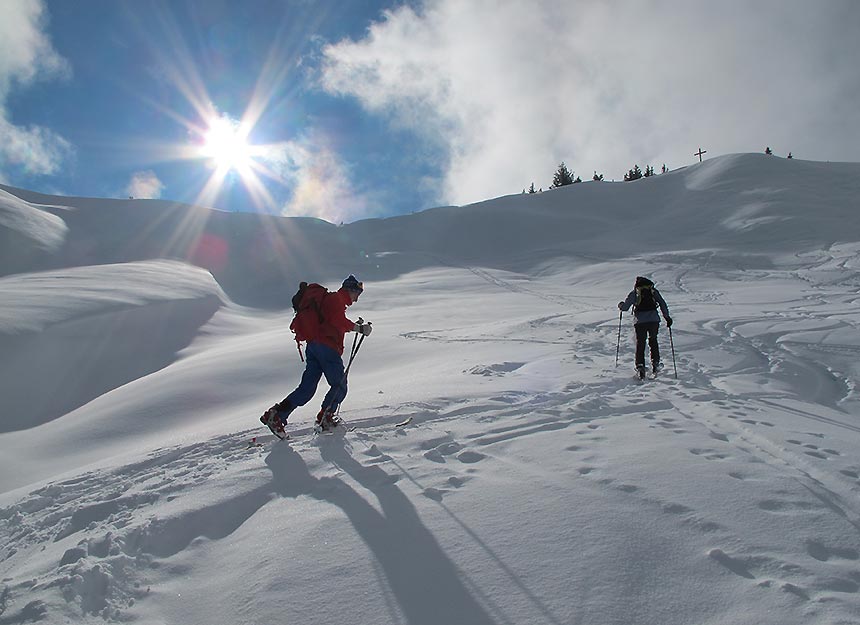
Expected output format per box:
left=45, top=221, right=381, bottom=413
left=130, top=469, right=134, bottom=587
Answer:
left=0, top=188, right=68, bottom=276
left=2, top=154, right=860, bottom=625
left=4, top=153, right=860, bottom=302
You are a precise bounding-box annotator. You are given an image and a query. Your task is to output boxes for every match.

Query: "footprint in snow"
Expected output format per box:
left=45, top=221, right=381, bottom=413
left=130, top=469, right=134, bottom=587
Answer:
left=662, top=502, right=693, bottom=515
left=457, top=451, right=486, bottom=464
left=363, top=444, right=384, bottom=457
left=423, top=449, right=446, bottom=463
left=805, top=540, right=860, bottom=562
left=708, top=548, right=755, bottom=579
left=689, top=448, right=730, bottom=461
left=422, top=488, right=445, bottom=502
left=467, top=362, right=525, bottom=376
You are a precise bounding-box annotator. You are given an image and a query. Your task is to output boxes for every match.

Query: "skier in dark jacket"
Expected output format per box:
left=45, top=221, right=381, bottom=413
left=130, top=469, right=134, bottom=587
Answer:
left=618, top=276, right=672, bottom=379
left=261, top=275, right=372, bottom=437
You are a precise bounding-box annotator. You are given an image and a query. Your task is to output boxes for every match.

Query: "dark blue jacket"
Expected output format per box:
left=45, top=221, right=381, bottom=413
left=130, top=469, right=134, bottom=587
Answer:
left=619, top=286, right=670, bottom=325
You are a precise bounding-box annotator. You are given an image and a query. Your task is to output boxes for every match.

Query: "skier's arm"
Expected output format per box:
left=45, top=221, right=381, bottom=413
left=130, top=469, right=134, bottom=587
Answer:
left=618, top=290, right=636, bottom=311
left=655, top=290, right=672, bottom=325
left=322, top=295, right=356, bottom=334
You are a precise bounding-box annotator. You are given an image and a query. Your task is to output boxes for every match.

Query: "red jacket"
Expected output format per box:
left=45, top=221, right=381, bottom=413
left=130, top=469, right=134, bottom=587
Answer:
left=313, top=287, right=356, bottom=355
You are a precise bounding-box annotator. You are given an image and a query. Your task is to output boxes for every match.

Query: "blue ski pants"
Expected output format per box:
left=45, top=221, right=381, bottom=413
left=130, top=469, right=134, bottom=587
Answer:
left=285, top=342, right=347, bottom=413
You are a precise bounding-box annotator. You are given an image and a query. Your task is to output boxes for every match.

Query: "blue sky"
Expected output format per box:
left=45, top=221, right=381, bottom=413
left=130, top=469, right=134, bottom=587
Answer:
left=2, top=0, right=860, bottom=223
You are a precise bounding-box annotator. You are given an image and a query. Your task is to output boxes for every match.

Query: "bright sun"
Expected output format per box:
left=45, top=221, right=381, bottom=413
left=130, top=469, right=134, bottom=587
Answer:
left=200, top=116, right=254, bottom=172
left=188, top=109, right=278, bottom=211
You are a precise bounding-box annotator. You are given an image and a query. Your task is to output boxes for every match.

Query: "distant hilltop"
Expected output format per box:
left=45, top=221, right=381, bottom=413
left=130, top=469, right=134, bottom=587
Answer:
left=3, top=153, right=860, bottom=308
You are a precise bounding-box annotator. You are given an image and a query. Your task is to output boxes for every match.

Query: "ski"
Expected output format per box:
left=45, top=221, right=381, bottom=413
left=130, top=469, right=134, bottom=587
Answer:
left=259, top=414, right=410, bottom=442
left=262, top=424, right=289, bottom=440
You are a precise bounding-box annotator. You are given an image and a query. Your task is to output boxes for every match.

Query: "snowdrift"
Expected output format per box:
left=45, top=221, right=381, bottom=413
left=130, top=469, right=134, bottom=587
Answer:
left=0, top=261, right=224, bottom=433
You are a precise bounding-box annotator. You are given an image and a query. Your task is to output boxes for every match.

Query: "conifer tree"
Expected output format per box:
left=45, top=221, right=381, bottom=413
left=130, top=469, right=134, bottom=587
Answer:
left=593, top=171, right=604, bottom=181
left=527, top=182, right=536, bottom=194
left=624, top=164, right=643, bottom=182
left=551, top=161, right=575, bottom=188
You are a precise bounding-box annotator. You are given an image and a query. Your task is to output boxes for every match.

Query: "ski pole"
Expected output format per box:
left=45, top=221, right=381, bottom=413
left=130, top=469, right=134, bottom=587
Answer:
left=669, top=326, right=678, bottom=379
left=343, top=333, right=365, bottom=381
left=615, top=310, right=623, bottom=367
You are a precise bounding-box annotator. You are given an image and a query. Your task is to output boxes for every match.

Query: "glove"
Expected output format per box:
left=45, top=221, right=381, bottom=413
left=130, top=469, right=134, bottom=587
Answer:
left=354, top=321, right=373, bottom=336
left=665, top=316, right=673, bottom=328
left=617, top=302, right=625, bottom=311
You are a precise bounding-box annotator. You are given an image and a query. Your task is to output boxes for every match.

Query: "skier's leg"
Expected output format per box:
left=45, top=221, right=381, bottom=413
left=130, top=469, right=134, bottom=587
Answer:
left=648, top=323, right=661, bottom=367
left=634, top=324, right=647, bottom=370
left=284, top=344, right=325, bottom=409
left=318, top=346, right=347, bottom=414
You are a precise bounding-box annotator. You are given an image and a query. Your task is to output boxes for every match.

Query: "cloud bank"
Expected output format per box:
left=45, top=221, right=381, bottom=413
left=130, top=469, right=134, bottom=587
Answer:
left=321, top=0, right=860, bottom=206
left=0, top=0, right=73, bottom=179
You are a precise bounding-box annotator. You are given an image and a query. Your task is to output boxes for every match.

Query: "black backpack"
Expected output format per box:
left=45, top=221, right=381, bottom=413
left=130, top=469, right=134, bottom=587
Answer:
left=634, top=280, right=658, bottom=312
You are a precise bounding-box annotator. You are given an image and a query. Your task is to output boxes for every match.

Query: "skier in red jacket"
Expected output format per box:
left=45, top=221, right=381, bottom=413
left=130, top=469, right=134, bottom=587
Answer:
left=261, top=275, right=372, bottom=437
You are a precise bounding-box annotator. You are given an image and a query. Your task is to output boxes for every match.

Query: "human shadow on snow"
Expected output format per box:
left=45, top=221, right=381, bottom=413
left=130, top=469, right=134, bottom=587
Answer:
left=265, top=439, right=497, bottom=625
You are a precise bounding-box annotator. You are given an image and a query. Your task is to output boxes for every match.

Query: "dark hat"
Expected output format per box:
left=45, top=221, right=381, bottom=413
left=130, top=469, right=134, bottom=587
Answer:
left=342, top=275, right=363, bottom=294
left=635, top=276, right=654, bottom=288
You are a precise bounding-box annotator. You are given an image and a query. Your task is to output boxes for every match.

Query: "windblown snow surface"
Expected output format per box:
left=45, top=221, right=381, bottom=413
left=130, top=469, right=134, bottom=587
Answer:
left=2, top=154, right=860, bottom=624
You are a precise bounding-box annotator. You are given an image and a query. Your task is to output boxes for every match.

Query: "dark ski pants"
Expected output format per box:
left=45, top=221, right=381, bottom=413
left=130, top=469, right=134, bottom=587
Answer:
left=282, top=342, right=347, bottom=414
left=634, top=321, right=661, bottom=369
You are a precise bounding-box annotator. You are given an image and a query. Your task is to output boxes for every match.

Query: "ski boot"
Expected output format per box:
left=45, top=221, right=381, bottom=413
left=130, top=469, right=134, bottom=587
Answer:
left=652, top=361, right=664, bottom=376
left=260, top=404, right=288, bottom=440
left=636, top=365, right=646, bottom=380
left=315, top=407, right=341, bottom=433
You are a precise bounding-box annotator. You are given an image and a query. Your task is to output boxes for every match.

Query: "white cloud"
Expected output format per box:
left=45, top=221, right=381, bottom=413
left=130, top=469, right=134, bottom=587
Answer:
left=126, top=171, right=165, bottom=199
left=0, top=0, right=72, bottom=178
left=261, top=132, right=374, bottom=224
left=0, top=116, right=73, bottom=176
left=321, top=0, right=860, bottom=205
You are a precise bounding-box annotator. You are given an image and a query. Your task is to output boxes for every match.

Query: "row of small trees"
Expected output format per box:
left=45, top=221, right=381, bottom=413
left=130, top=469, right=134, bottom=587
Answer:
left=524, top=162, right=595, bottom=193
left=623, top=164, right=668, bottom=181
left=525, top=161, right=668, bottom=193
